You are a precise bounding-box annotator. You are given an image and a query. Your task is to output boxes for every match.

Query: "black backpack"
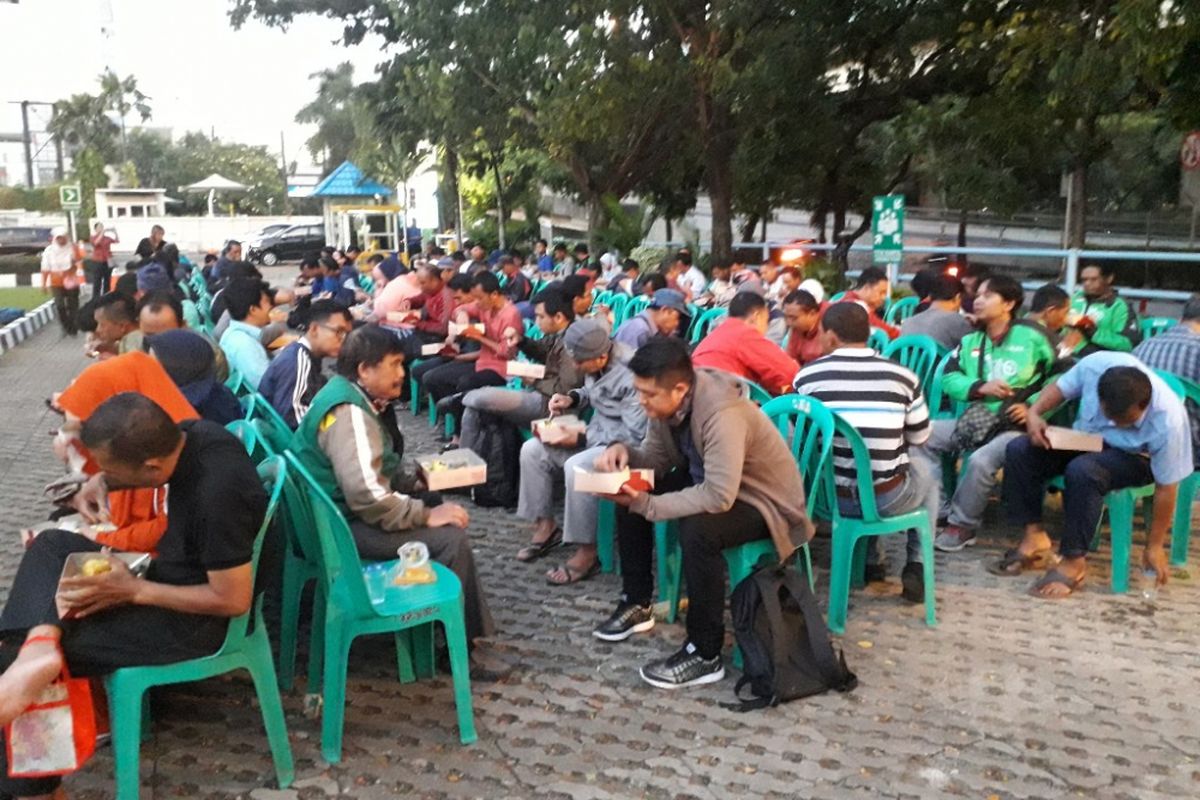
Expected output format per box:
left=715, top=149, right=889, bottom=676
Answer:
left=471, top=412, right=520, bottom=509
left=725, top=559, right=857, bottom=711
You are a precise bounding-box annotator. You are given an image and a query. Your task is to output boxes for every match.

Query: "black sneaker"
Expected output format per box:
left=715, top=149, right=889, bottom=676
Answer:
left=639, top=643, right=724, bottom=690
left=901, top=562, right=925, bottom=604
left=592, top=602, right=655, bottom=642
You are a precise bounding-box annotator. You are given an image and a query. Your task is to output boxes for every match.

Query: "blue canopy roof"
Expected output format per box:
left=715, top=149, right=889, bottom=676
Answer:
left=310, top=161, right=392, bottom=198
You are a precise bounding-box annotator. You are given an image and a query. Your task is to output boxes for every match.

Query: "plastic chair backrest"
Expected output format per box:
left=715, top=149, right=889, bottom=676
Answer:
left=882, top=334, right=945, bottom=396
left=1152, top=369, right=1188, bottom=401
left=925, top=351, right=964, bottom=416
left=1140, top=316, right=1177, bottom=340
left=761, top=394, right=835, bottom=507
left=867, top=328, right=889, bottom=353
left=523, top=318, right=545, bottom=341
left=592, top=290, right=613, bottom=310
left=884, top=296, right=919, bottom=325
left=730, top=375, right=772, bottom=406
left=245, top=392, right=293, bottom=441
left=219, top=456, right=287, bottom=647
left=689, top=307, right=728, bottom=345
left=251, top=416, right=293, bottom=456
left=226, top=419, right=266, bottom=461
left=827, top=413, right=884, bottom=522
left=607, top=293, right=629, bottom=323
left=283, top=451, right=375, bottom=614
left=829, top=291, right=846, bottom=303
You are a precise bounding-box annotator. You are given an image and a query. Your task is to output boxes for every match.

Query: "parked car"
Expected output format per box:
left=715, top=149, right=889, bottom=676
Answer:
left=247, top=224, right=326, bottom=265
left=0, top=226, right=54, bottom=256
left=240, top=223, right=292, bottom=250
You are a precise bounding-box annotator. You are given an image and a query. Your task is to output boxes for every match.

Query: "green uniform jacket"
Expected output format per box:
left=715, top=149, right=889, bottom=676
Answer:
left=1069, top=291, right=1140, bottom=353
left=290, top=374, right=403, bottom=517
left=943, top=321, right=1058, bottom=411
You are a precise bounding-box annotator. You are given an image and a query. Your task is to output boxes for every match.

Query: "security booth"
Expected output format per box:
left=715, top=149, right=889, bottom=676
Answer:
left=309, top=160, right=396, bottom=252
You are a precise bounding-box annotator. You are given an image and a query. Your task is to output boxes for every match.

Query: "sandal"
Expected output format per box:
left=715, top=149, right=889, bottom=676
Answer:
left=987, top=547, right=1056, bottom=577
left=545, top=560, right=600, bottom=586
left=516, top=528, right=562, bottom=562
left=1028, top=568, right=1084, bottom=599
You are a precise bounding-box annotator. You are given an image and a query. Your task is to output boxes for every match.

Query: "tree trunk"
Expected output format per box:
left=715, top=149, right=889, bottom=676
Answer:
left=491, top=154, right=506, bottom=251
left=1066, top=164, right=1087, bottom=249
left=439, top=145, right=460, bottom=237
left=701, top=91, right=736, bottom=264
left=739, top=213, right=760, bottom=243
left=957, top=207, right=969, bottom=268
left=587, top=196, right=608, bottom=257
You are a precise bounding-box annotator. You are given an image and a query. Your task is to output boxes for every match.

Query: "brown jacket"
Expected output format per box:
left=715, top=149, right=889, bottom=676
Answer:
left=627, top=369, right=815, bottom=559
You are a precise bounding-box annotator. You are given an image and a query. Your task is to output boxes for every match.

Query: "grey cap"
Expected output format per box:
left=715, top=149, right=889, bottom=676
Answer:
left=649, top=288, right=688, bottom=314
left=563, top=318, right=612, bottom=361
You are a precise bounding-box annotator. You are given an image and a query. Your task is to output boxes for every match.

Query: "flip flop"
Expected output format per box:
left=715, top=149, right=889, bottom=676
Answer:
left=987, top=547, right=1057, bottom=577
left=1028, top=568, right=1084, bottom=599
left=516, top=528, right=563, bottom=562
left=545, top=560, right=601, bottom=586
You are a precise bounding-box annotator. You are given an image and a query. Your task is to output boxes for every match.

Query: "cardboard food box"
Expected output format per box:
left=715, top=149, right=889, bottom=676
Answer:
left=1045, top=426, right=1103, bottom=452
left=417, top=448, right=488, bottom=491
left=572, top=467, right=656, bottom=495
left=386, top=310, right=419, bottom=325
left=507, top=360, right=546, bottom=380
left=532, top=415, right=587, bottom=445
left=421, top=342, right=449, bottom=357
left=448, top=321, right=484, bottom=338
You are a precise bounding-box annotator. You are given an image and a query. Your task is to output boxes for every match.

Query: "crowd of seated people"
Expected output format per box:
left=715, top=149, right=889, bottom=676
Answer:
left=4, top=233, right=1199, bottom=799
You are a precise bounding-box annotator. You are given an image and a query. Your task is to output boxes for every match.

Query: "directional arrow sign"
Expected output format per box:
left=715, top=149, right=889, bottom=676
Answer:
left=59, top=184, right=82, bottom=210
left=871, top=194, right=904, bottom=265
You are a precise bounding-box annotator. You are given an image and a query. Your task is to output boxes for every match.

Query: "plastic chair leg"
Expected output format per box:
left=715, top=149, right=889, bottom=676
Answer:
left=246, top=634, right=295, bottom=789
left=105, top=676, right=146, bottom=800
left=596, top=500, right=617, bottom=574
left=394, top=630, right=418, bottom=684
left=1106, top=491, right=1135, bottom=594
left=918, top=520, right=937, bottom=628
left=320, top=628, right=351, bottom=763
left=440, top=608, right=478, bottom=745
left=1171, top=474, right=1197, bottom=566
left=412, top=623, right=436, bottom=680
left=654, top=521, right=682, bottom=623
left=409, top=375, right=421, bottom=415
left=427, top=395, right=437, bottom=428
left=850, top=537, right=868, bottom=589
left=827, top=533, right=855, bottom=635
left=277, top=559, right=303, bottom=691
left=306, top=589, right=327, bottom=694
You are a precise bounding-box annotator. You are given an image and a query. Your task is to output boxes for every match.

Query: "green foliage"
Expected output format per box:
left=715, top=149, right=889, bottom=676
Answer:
left=0, top=186, right=59, bottom=212
left=296, top=62, right=360, bottom=172
left=73, top=148, right=109, bottom=229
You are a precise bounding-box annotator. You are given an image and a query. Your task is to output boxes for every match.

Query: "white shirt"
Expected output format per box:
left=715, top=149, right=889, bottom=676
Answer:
left=679, top=266, right=708, bottom=299
left=40, top=242, right=75, bottom=275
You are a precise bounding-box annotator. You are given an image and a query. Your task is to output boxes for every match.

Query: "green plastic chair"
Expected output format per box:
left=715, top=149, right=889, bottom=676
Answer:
left=591, top=290, right=613, bottom=311
left=884, top=296, right=919, bottom=326
left=103, top=457, right=294, bottom=800
left=825, top=413, right=937, bottom=634
left=829, top=291, right=846, bottom=303
left=242, top=391, right=293, bottom=442
left=1140, top=316, right=1177, bottom=341
left=867, top=328, right=890, bottom=353
left=882, top=334, right=947, bottom=400
left=925, top=351, right=964, bottom=421
left=409, top=357, right=431, bottom=415
left=688, top=307, right=728, bottom=345
left=1165, top=374, right=1200, bottom=567
left=730, top=375, right=773, bottom=406
left=226, top=419, right=272, bottom=464
left=224, top=368, right=246, bottom=395
left=606, top=293, right=630, bottom=326
left=282, top=452, right=476, bottom=760
left=251, top=416, right=293, bottom=459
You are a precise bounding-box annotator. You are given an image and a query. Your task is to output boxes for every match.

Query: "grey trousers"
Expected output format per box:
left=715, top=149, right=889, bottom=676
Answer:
left=459, top=387, right=549, bottom=452
left=517, top=439, right=607, bottom=545
left=349, top=519, right=496, bottom=642
left=836, top=455, right=938, bottom=565
left=918, top=418, right=1020, bottom=531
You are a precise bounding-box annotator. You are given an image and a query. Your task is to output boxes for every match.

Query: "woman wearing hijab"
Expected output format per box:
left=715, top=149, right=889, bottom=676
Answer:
left=147, top=330, right=243, bottom=426
left=50, top=351, right=198, bottom=553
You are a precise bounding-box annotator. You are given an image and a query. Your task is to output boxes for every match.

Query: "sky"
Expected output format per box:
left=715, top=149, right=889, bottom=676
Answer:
left=0, top=0, right=389, bottom=184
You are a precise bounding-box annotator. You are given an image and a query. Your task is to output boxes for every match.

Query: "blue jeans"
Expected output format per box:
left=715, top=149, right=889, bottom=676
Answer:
left=836, top=456, right=937, bottom=566
left=1003, top=435, right=1154, bottom=559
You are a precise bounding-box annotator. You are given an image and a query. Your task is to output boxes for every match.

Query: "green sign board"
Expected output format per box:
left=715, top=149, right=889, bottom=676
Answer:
left=59, top=184, right=82, bottom=210
left=871, top=194, right=904, bottom=264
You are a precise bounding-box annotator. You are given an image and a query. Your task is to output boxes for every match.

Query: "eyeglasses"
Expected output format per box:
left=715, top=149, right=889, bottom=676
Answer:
left=319, top=324, right=351, bottom=340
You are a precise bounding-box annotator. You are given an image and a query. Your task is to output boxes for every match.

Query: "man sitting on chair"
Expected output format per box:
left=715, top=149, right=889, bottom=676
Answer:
left=0, top=394, right=266, bottom=799
left=290, top=326, right=494, bottom=642
left=591, top=338, right=813, bottom=689
left=997, top=353, right=1191, bottom=598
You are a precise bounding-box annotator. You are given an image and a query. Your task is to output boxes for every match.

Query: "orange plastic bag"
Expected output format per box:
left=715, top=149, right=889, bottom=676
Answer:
left=6, top=653, right=96, bottom=778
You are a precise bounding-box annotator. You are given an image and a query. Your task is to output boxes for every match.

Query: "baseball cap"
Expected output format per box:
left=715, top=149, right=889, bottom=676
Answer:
left=649, top=288, right=688, bottom=315
left=563, top=318, right=612, bottom=361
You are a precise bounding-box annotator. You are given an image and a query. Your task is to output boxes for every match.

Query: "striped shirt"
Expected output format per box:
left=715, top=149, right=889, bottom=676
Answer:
left=792, top=347, right=930, bottom=487
left=1134, top=325, right=1200, bottom=467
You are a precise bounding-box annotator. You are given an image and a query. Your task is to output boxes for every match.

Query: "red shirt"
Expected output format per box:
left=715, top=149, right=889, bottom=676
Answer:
left=841, top=290, right=899, bottom=339
left=90, top=233, right=116, bottom=262
left=786, top=324, right=825, bottom=366
left=411, top=285, right=453, bottom=336
left=692, top=317, right=800, bottom=396
left=458, top=299, right=523, bottom=374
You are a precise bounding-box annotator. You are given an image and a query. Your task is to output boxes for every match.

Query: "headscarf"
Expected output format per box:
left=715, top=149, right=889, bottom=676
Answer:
left=145, top=330, right=242, bottom=424
left=377, top=253, right=405, bottom=281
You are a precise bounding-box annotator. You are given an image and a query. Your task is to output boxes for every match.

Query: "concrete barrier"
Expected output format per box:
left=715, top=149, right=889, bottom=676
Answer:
left=0, top=300, right=56, bottom=357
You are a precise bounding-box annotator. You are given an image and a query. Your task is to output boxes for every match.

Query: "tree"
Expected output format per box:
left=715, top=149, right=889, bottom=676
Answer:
left=296, top=62, right=360, bottom=173
left=98, top=70, right=151, bottom=161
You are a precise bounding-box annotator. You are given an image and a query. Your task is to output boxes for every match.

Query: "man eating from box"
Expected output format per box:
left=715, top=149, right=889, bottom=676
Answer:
left=590, top=337, right=814, bottom=689
left=515, top=318, right=647, bottom=583
left=998, top=351, right=1191, bottom=598
left=290, top=325, right=494, bottom=642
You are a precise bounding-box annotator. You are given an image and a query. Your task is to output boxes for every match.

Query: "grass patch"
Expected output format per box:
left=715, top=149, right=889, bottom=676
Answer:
left=0, top=287, right=52, bottom=311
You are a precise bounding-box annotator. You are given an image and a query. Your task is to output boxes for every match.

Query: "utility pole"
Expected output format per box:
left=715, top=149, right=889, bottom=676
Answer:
left=20, top=100, right=33, bottom=187
left=279, top=130, right=290, bottom=215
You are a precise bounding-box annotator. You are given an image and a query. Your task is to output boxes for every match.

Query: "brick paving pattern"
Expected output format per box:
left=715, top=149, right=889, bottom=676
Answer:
left=2, top=327, right=1199, bottom=799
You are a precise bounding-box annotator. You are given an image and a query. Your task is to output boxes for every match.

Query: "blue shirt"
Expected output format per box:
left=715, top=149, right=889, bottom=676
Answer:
left=1055, top=351, right=1193, bottom=484
left=220, top=320, right=271, bottom=390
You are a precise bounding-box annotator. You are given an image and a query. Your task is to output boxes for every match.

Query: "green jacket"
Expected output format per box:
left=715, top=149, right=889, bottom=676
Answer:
left=1069, top=291, right=1139, bottom=353
left=290, top=375, right=404, bottom=518
left=943, top=321, right=1057, bottom=411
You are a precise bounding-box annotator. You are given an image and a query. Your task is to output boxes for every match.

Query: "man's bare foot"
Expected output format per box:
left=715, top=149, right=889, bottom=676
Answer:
left=528, top=519, right=557, bottom=545
left=1018, top=527, right=1054, bottom=557
left=546, top=547, right=599, bottom=585
left=0, top=630, right=64, bottom=726
left=1029, top=557, right=1086, bottom=599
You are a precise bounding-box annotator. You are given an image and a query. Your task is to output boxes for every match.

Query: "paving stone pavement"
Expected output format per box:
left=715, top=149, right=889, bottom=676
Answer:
left=2, top=326, right=1200, bottom=800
